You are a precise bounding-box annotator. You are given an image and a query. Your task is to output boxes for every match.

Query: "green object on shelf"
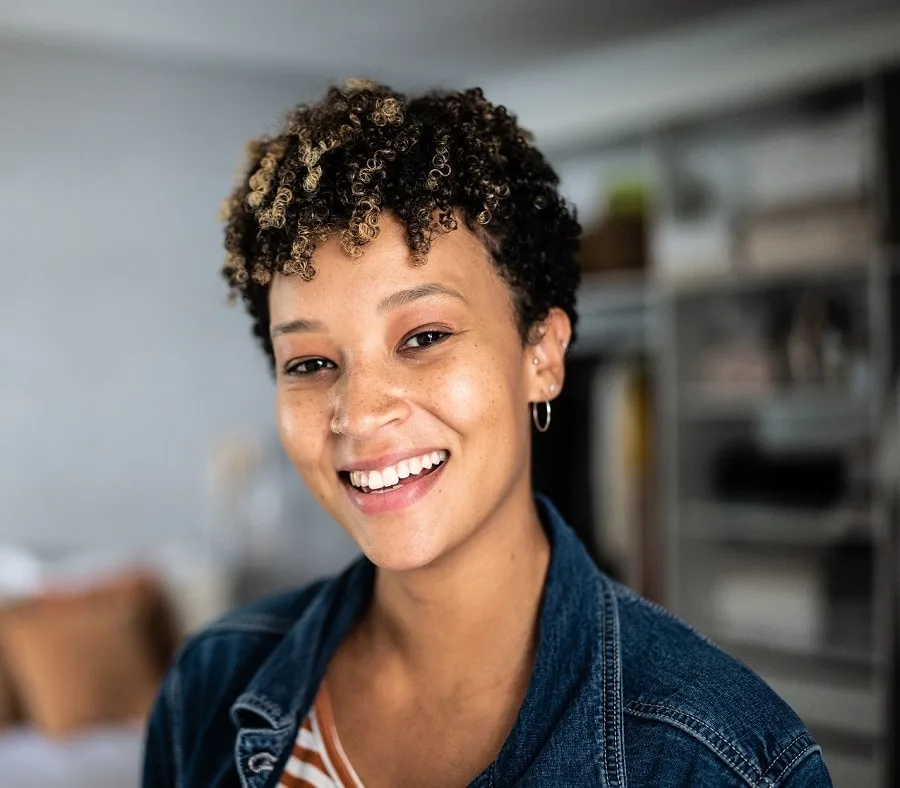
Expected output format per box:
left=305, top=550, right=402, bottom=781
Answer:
left=606, top=180, right=651, bottom=217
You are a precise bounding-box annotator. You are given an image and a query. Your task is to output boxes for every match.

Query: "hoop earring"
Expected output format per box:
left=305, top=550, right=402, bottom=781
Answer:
left=532, top=399, right=551, bottom=433
left=330, top=416, right=342, bottom=435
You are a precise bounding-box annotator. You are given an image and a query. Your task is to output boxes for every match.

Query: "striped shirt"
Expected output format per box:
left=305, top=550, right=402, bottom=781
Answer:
left=277, top=682, right=365, bottom=788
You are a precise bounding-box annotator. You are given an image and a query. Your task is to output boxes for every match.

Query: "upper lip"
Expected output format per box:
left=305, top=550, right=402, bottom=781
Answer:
left=339, top=448, right=449, bottom=473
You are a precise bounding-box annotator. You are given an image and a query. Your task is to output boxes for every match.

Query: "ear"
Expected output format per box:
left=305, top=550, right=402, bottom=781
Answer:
left=524, top=308, right=572, bottom=404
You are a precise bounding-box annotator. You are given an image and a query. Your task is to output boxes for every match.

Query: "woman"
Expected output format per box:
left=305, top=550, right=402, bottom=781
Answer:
left=143, top=81, right=830, bottom=787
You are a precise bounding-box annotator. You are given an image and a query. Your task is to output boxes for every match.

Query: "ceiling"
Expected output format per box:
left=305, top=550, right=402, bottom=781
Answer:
left=3, top=0, right=899, bottom=153
left=0, top=0, right=773, bottom=86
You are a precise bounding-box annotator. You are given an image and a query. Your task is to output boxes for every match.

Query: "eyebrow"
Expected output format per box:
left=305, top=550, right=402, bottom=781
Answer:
left=270, top=317, right=328, bottom=338
left=378, top=283, right=466, bottom=313
left=270, top=283, right=466, bottom=338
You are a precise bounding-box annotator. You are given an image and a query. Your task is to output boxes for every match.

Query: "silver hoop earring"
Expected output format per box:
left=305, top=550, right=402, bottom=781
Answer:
left=532, top=399, right=551, bottom=433
left=330, top=416, right=342, bottom=435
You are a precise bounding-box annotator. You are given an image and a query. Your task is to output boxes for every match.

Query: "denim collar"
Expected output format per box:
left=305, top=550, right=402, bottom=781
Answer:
left=230, top=495, right=624, bottom=788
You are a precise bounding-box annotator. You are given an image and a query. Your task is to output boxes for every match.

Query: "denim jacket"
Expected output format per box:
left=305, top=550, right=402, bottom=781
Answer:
left=143, top=496, right=831, bottom=787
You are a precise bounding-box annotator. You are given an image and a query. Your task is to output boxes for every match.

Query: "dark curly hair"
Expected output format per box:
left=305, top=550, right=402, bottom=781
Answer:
left=221, top=79, right=581, bottom=367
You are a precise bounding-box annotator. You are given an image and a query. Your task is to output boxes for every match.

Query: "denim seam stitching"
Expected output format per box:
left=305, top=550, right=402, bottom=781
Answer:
left=599, top=581, right=617, bottom=787
left=625, top=701, right=757, bottom=776
left=599, top=592, right=609, bottom=785
left=603, top=581, right=626, bottom=787
left=233, top=695, right=291, bottom=728
left=625, top=702, right=758, bottom=785
left=614, top=591, right=625, bottom=785
left=756, top=733, right=811, bottom=782
left=763, top=744, right=820, bottom=786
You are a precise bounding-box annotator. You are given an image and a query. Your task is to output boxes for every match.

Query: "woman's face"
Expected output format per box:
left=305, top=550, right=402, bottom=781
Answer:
left=269, top=215, right=565, bottom=571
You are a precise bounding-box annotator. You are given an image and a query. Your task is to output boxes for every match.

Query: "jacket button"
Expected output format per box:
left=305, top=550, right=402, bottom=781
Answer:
left=248, top=752, right=278, bottom=773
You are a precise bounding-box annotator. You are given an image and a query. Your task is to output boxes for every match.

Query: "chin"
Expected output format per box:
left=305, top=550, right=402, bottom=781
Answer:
left=354, top=525, right=454, bottom=573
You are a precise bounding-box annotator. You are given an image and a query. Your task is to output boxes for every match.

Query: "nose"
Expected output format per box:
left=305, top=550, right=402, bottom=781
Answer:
left=330, top=360, right=410, bottom=439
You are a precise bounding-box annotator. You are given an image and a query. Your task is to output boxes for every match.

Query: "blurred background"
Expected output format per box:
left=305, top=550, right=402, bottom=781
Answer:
left=1, top=1, right=899, bottom=786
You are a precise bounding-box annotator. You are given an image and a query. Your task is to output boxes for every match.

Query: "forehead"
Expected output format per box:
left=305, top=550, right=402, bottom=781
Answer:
left=268, top=215, right=511, bottom=321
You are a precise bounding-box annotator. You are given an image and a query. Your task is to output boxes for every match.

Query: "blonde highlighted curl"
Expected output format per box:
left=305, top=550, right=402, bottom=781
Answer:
left=221, top=80, right=581, bottom=367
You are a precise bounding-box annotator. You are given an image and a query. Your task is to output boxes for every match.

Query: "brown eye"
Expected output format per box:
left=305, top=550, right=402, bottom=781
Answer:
left=403, top=330, right=451, bottom=350
left=284, top=358, right=335, bottom=376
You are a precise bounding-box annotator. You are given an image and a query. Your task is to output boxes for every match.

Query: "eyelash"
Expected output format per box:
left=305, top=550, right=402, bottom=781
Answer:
left=401, top=329, right=452, bottom=350
left=283, top=358, right=335, bottom=377
left=282, top=329, right=453, bottom=378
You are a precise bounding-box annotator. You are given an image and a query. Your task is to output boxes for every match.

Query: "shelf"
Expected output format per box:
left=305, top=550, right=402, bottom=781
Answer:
left=677, top=386, right=873, bottom=435
left=679, top=501, right=871, bottom=547
left=661, top=259, right=872, bottom=298
left=572, top=272, right=650, bottom=356
left=715, top=635, right=879, bottom=672
left=570, top=259, right=895, bottom=360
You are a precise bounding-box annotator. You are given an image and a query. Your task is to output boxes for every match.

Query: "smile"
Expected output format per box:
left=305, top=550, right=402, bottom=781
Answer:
left=345, top=450, right=449, bottom=494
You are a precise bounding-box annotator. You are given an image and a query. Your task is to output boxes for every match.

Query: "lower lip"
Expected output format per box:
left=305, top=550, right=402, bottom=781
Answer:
left=343, top=460, right=448, bottom=515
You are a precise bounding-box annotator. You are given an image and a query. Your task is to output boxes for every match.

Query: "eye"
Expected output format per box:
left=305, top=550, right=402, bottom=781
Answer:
left=402, top=330, right=452, bottom=350
left=283, top=357, right=336, bottom=377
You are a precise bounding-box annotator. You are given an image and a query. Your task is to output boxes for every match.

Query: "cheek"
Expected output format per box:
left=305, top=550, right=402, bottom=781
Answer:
left=275, top=391, right=326, bottom=471
left=431, top=345, right=523, bottom=439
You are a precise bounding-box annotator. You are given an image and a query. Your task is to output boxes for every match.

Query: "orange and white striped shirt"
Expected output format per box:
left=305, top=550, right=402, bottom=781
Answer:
left=277, top=683, right=365, bottom=788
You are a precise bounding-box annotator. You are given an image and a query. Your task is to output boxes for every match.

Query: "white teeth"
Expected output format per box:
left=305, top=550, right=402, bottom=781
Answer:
left=347, top=451, right=448, bottom=491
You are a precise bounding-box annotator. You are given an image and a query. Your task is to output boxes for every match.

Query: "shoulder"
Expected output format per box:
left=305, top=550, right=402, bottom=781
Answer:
left=610, top=581, right=828, bottom=787
left=152, top=577, right=333, bottom=727
left=173, top=578, right=329, bottom=678
left=143, top=577, right=337, bottom=786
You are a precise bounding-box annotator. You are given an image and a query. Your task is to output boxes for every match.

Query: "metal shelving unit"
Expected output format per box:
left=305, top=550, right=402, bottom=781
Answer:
left=562, top=68, right=900, bottom=787
left=660, top=261, right=893, bottom=785
left=570, top=271, right=650, bottom=359
left=598, top=79, right=898, bottom=788
left=651, top=68, right=900, bottom=774
left=576, top=265, right=897, bottom=786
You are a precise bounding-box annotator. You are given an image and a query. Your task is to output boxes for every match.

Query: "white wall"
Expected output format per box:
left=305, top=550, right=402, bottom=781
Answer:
left=6, top=3, right=891, bottom=561
left=0, top=40, right=341, bottom=555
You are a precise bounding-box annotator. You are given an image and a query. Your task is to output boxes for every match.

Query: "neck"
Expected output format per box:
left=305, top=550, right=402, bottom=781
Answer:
left=360, top=490, right=550, bottom=688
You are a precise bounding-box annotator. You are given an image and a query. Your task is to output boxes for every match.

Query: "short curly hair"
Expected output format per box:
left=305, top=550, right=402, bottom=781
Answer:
left=221, top=79, right=581, bottom=367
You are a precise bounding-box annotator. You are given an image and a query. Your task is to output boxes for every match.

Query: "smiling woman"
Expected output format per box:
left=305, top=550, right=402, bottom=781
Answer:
left=142, top=81, right=831, bottom=787
left=267, top=216, right=565, bottom=570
